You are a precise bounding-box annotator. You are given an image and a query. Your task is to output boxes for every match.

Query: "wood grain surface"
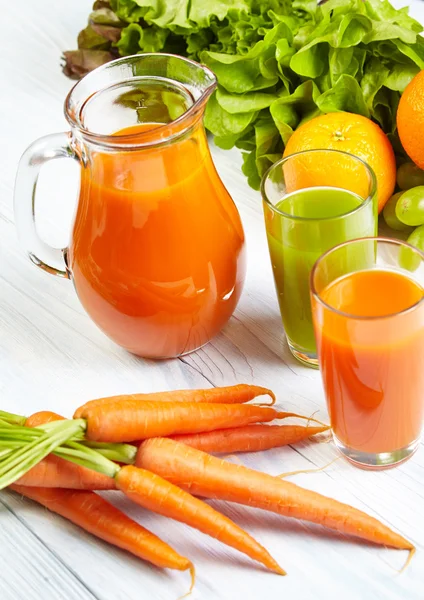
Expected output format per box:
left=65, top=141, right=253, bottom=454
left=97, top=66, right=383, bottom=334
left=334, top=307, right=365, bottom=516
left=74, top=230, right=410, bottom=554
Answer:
left=1, top=0, right=423, bottom=598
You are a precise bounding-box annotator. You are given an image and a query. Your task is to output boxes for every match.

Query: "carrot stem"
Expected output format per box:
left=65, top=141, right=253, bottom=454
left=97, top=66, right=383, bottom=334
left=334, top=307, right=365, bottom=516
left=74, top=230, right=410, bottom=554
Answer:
left=0, top=423, right=137, bottom=465
left=81, top=441, right=137, bottom=464
left=0, top=425, right=121, bottom=484
left=0, top=426, right=39, bottom=440
left=0, top=441, right=24, bottom=449
left=53, top=442, right=121, bottom=476
left=0, top=449, right=14, bottom=461
left=0, top=411, right=26, bottom=426
left=37, top=421, right=85, bottom=440
left=0, top=420, right=87, bottom=489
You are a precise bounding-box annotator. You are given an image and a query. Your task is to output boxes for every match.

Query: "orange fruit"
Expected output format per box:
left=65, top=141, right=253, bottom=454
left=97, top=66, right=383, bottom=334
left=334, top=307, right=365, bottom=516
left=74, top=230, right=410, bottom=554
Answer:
left=283, top=112, right=396, bottom=213
left=397, top=70, right=424, bottom=170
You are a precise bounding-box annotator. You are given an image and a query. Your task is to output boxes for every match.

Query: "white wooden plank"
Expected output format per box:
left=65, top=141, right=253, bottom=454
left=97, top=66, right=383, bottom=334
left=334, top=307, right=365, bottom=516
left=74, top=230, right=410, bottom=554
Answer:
left=3, top=484, right=423, bottom=600
left=0, top=494, right=96, bottom=600
left=1, top=489, right=190, bottom=600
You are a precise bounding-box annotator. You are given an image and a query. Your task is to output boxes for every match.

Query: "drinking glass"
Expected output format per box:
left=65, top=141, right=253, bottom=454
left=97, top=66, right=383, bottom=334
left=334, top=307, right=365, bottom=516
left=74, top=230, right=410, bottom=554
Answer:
left=261, top=150, right=377, bottom=367
left=311, top=237, right=424, bottom=469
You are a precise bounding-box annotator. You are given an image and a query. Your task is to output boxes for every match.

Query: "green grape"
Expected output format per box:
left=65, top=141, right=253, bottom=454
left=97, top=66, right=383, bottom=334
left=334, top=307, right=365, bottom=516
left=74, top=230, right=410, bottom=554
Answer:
left=398, top=225, right=424, bottom=272
left=382, top=192, right=414, bottom=232
left=397, top=162, right=424, bottom=190
left=407, top=224, right=424, bottom=253
left=395, top=186, right=424, bottom=226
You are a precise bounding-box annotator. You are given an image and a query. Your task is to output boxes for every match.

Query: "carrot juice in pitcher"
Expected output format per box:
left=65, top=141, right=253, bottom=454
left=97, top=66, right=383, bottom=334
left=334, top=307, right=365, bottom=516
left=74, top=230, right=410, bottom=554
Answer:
left=69, top=118, right=245, bottom=358
left=14, top=55, right=246, bottom=359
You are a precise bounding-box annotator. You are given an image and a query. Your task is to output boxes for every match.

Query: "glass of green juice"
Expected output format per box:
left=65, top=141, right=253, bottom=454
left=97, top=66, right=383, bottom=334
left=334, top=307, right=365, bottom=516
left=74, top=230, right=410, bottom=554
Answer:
left=261, top=149, right=377, bottom=368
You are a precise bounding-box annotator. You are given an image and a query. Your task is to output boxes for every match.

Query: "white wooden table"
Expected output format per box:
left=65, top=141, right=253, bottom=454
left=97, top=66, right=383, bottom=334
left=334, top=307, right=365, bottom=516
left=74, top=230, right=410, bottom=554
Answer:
left=1, top=1, right=424, bottom=599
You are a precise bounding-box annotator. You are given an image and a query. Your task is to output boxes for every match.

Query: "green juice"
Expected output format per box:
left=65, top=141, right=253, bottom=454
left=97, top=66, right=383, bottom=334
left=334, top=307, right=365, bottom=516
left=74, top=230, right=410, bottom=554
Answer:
left=265, top=186, right=376, bottom=358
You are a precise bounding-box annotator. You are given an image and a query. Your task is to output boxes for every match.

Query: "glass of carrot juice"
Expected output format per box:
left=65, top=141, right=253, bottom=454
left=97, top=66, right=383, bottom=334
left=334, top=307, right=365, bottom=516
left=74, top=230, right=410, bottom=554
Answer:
left=311, top=237, right=424, bottom=469
left=261, top=150, right=377, bottom=368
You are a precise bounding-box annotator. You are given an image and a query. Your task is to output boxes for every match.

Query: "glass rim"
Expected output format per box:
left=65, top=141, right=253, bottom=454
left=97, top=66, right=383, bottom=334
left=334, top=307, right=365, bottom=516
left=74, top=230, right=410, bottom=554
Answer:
left=260, top=149, right=377, bottom=222
left=310, top=236, right=424, bottom=321
left=64, top=53, right=216, bottom=149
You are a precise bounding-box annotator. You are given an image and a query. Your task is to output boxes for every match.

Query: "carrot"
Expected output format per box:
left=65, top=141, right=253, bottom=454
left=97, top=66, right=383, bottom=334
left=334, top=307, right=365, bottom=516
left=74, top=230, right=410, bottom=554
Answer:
left=73, top=384, right=276, bottom=418
left=169, top=424, right=330, bottom=454
left=16, top=412, right=115, bottom=490
left=136, top=438, right=414, bottom=552
left=25, top=411, right=64, bottom=427
left=17, top=412, right=285, bottom=574
left=10, top=484, right=193, bottom=577
left=115, top=465, right=285, bottom=575
left=15, top=454, right=116, bottom=490
left=74, top=383, right=276, bottom=419
left=79, top=400, right=310, bottom=443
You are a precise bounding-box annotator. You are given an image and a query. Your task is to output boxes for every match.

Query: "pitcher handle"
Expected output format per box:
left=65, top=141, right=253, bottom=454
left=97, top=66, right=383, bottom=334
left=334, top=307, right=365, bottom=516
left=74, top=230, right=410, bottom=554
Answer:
left=14, top=132, right=79, bottom=278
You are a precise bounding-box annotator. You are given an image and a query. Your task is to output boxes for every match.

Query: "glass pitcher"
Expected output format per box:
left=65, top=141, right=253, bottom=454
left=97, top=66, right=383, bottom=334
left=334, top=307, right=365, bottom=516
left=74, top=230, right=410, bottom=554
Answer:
left=14, top=54, right=246, bottom=359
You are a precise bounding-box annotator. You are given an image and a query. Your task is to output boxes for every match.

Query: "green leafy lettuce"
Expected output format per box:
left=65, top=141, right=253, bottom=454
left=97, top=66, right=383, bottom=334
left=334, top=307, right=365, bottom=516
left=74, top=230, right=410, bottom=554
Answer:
left=64, top=0, right=424, bottom=188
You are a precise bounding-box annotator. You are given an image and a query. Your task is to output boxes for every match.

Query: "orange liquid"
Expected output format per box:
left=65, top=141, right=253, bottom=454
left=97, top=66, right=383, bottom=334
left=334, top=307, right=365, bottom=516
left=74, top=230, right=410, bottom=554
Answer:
left=68, top=123, right=246, bottom=357
left=314, top=269, right=424, bottom=454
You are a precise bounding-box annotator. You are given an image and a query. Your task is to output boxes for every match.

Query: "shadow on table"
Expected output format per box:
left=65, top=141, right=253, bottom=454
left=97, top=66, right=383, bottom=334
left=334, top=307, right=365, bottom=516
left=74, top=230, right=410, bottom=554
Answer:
left=220, top=310, right=307, bottom=374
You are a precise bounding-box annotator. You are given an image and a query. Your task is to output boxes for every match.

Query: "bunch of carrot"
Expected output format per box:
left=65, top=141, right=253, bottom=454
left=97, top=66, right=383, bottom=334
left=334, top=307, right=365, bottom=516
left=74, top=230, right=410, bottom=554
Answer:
left=0, top=384, right=415, bottom=594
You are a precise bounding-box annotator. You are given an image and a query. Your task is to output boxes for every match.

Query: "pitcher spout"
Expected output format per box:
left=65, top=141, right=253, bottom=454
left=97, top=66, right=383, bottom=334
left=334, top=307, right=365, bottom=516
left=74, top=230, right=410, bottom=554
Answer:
left=157, top=53, right=217, bottom=124
left=186, top=57, right=217, bottom=104
left=65, top=53, right=217, bottom=148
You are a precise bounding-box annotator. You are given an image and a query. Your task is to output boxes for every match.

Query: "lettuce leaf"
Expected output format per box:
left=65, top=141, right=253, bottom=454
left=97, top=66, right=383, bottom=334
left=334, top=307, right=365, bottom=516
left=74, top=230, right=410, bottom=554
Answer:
left=66, top=0, right=424, bottom=187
